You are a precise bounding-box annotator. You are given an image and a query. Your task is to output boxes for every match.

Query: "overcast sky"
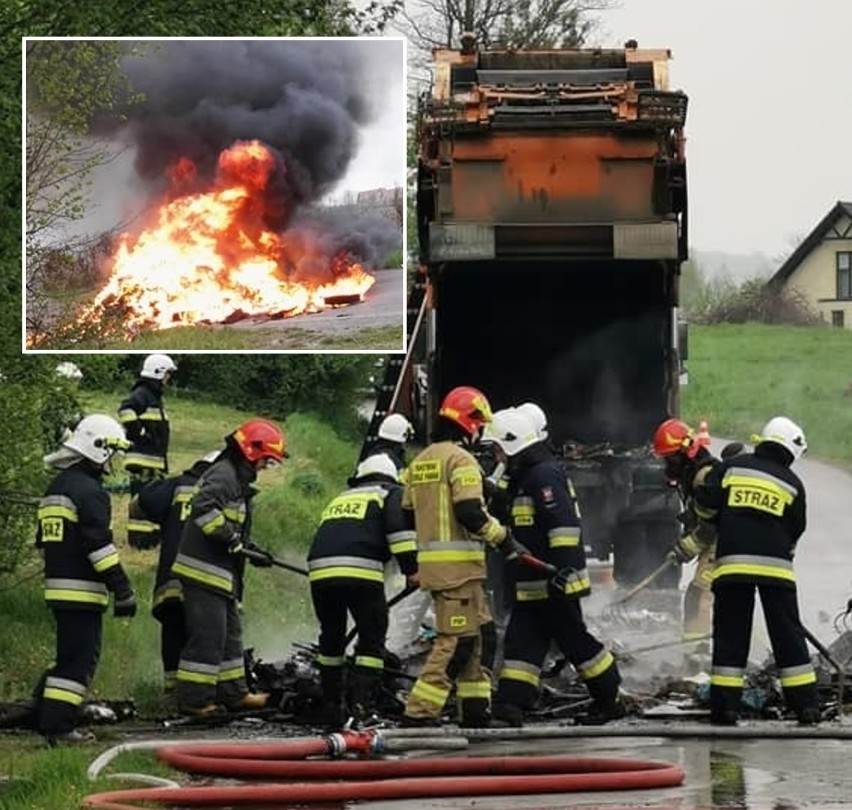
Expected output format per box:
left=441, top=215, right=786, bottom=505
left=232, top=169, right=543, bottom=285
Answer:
left=598, top=0, right=852, bottom=257
left=332, top=38, right=407, bottom=197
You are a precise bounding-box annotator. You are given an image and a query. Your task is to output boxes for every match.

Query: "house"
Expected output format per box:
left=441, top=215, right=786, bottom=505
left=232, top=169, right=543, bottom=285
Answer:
left=768, top=201, right=852, bottom=328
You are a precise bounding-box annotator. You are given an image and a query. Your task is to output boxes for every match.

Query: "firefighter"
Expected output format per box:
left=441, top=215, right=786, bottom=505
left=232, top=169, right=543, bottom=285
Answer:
left=652, top=417, right=723, bottom=646
left=695, top=416, right=819, bottom=726
left=171, top=419, right=285, bottom=717
left=488, top=408, right=623, bottom=727
left=127, top=451, right=220, bottom=692
left=652, top=419, right=746, bottom=653
left=34, top=415, right=136, bottom=745
left=307, top=453, right=418, bottom=727
left=367, top=413, right=414, bottom=473
left=516, top=401, right=549, bottom=442
left=400, top=385, right=516, bottom=728
left=118, top=354, right=177, bottom=495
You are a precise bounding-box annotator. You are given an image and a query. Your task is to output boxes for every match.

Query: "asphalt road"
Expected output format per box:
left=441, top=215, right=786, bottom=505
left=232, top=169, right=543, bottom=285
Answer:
left=229, top=267, right=406, bottom=345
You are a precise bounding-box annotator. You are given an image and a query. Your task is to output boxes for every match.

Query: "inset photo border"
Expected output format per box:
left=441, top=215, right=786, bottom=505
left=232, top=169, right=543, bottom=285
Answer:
left=23, top=37, right=407, bottom=354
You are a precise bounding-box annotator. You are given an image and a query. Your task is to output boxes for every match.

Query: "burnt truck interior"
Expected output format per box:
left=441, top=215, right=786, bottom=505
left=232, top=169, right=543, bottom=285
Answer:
left=431, top=258, right=676, bottom=449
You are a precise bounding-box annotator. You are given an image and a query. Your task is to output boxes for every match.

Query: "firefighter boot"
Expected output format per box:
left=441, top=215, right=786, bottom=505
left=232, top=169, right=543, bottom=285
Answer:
left=320, top=667, right=347, bottom=731
left=348, top=668, right=382, bottom=724
left=45, top=728, right=96, bottom=747
left=491, top=702, right=524, bottom=728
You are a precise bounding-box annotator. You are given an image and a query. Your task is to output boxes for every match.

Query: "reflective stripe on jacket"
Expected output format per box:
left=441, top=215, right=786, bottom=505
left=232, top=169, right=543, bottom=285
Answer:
left=36, top=465, right=131, bottom=611
left=308, top=477, right=417, bottom=583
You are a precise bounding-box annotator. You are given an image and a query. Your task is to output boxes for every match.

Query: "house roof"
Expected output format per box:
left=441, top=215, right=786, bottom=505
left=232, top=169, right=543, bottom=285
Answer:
left=768, top=201, right=852, bottom=287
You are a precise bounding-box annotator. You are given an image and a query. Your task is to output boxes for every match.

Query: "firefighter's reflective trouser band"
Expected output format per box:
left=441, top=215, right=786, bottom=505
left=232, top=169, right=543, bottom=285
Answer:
left=683, top=543, right=716, bottom=640
left=496, top=597, right=620, bottom=710
left=175, top=582, right=247, bottom=708
left=37, top=609, right=102, bottom=736
left=310, top=579, right=389, bottom=715
left=404, top=581, right=491, bottom=725
left=711, top=582, right=817, bottom=717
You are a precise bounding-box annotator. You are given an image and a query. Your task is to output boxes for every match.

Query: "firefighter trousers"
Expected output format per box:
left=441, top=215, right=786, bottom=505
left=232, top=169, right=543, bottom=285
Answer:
left=310, top=579, right=388, bottom=716
left=496, top=596, right=620, bottom=712
left=683, top=543, right=715, bottom=640
left=175, top=582, right=247, bottom=709
left=404, top=580, right=492, bottom=726
left=37, top=608, right=102, bottom=736
left=711, top=581, right=818, bottom=718
left=154, top=600, right=187, bottom=689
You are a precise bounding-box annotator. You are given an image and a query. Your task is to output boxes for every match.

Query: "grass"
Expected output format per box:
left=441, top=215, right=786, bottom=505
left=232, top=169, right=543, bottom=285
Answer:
left=680, top=324, right=852, bottom=467
left=0, top=392, right=365, bottom=807
left=77, top=323, right=404, bottom=351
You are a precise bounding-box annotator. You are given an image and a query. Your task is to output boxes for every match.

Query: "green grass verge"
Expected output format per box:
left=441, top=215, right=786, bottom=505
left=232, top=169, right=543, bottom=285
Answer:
left=73, top=324, right=403, bottom=351
left=680, top=324, right=852, bottom=467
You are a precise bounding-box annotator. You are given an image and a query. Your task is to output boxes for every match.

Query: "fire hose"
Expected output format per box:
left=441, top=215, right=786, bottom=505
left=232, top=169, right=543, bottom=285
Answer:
left=81, top=728, right=684, bottom=809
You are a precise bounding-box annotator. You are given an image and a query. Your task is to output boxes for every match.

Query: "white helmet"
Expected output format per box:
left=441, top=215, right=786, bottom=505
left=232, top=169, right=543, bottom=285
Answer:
left=517, top=401, right=549, bottom=440
left=355, top=453, right=399, bottom=482
left=63, top=414, right=130, bottom=466
left=756, top=416, right=807, bottom=462
left=140, top=353, right=177, bottom=381
left=55, top=362, right=83, bottom=381
left=483, top=408, right=539, bottom=457
left=378, top=413, right=414, bottom=444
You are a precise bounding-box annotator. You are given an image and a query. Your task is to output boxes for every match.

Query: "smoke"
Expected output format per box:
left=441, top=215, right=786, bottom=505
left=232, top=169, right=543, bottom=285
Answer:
left=116, top=40, right=383, bottom=201
left=294, top=207, right=402, bottom=269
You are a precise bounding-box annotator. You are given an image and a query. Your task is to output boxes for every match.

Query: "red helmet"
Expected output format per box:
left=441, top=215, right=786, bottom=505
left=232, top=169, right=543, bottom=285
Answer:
left=439, top=386, right=493, bottom=437
left=231, top=419, right=287, bottom=464
left=653, top=418, right=699, bottom=459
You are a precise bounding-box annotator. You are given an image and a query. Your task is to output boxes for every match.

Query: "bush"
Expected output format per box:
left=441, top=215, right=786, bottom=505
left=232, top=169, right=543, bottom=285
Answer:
left=689, top=277, right=822, bottom=326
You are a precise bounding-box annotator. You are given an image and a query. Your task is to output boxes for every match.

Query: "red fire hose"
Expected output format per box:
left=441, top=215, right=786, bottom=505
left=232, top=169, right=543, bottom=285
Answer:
left=82, top=730, right=684, bottom=809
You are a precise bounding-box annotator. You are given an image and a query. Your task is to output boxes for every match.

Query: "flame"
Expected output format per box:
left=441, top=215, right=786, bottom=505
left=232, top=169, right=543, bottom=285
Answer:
left=78, top=140, right=374, bottom=331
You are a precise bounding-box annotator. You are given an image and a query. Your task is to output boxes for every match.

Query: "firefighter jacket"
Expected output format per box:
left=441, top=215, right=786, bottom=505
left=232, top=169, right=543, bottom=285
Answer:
left=118, top=379, right=170, bottom=475
left=506, top=444, right=590, bottom=601
left=403, top=440, right=506, bottom=591
left=137, top=463, right=208, bottom=612
left=171, top=453, right=255, bottom=600
left=307, top=473, right=417, bottom=585
left=676, top=450, right=721, bottom=552
left=694, top=447, right=806, bottom=590
left=36, top=462, right=133, bottom=611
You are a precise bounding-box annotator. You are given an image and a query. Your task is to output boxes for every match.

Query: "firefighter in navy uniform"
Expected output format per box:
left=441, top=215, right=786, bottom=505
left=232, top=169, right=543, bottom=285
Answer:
left=307, top=453, right=418, bottom=727
left=171, top=419, right=285, bottom=718
left=127, top=452, right=220, bottom=692
left=366, top=413, right=414, bottom=474
left=401, top=386, right=516, bottom=728
left=695, top=416, right=819, bottom=726
left=488, top=409, right=622, bottom=727
left=118, top=353, right=177, bottom=495
left=34, top=415, right=137, bottom=745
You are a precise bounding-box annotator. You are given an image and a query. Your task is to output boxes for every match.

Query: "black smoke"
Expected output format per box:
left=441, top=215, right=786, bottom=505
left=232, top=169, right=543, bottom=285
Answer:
left=109, top=40, right=389, bottom=210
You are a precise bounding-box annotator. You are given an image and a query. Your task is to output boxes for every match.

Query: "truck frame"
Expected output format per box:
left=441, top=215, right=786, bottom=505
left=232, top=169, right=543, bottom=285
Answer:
left=366, top=41, right=690, bottom=586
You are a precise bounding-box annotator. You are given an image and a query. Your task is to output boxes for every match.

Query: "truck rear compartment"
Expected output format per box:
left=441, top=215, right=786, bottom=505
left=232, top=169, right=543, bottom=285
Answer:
left=432, top=259, right=675, bottom=447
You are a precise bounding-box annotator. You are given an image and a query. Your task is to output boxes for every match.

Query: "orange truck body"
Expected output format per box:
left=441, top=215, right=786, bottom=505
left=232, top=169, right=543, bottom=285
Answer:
left=411, top=43, right=690, bottom=579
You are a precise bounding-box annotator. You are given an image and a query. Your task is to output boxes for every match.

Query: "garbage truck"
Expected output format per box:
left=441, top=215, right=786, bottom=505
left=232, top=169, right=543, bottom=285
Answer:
left=367, top=39, right=689, bottom=587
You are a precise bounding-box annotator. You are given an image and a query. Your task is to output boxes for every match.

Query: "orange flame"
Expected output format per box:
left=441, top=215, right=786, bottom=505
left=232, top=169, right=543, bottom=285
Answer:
left=79, top=140, right=374, bottom=331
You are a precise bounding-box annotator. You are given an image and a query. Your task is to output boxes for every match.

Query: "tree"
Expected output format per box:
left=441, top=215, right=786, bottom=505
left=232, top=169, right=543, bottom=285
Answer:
left=397, top=0, right=615, bottom=90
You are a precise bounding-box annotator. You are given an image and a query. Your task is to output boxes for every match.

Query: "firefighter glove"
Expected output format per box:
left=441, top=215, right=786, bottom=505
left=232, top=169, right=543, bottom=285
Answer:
left=227, top=535, right=244, bottom=556
left=244, top=542, right=274, bottom=568
left=667, top=533, right=702, bottom=563
left=499, top=530, right=528, bottom=561
left=113, top=591, right=137, bottom=618
left=549, top=568, right=578, bottom=599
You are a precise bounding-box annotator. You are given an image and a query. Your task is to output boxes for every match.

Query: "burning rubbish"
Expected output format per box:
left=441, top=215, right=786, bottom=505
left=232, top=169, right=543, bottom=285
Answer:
left=26, top=39, right=405, bottom=346
left=76, top=141, right=376, bottom=332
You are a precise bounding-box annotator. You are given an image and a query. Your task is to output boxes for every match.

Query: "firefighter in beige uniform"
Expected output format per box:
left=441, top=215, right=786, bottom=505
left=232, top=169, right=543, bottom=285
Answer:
left=401, top=386, right=517, bottom=727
